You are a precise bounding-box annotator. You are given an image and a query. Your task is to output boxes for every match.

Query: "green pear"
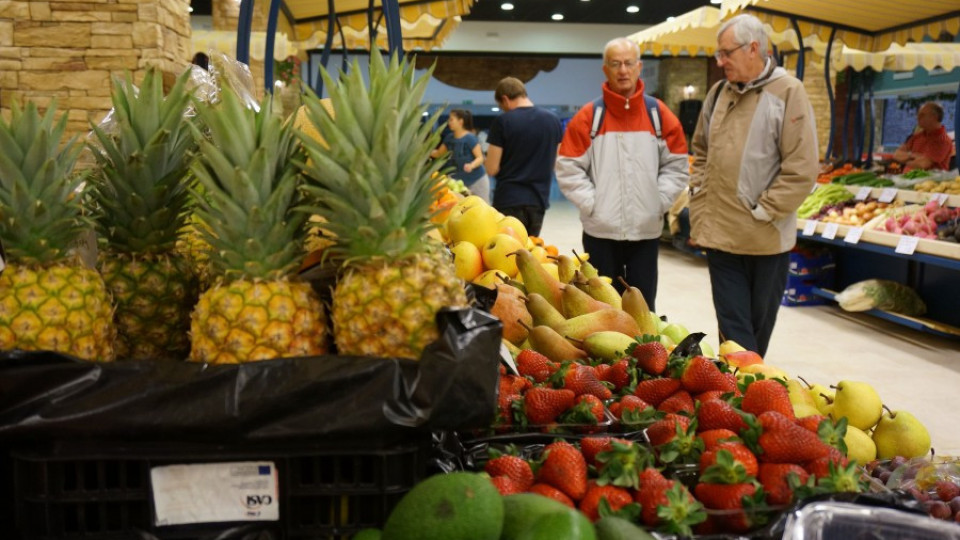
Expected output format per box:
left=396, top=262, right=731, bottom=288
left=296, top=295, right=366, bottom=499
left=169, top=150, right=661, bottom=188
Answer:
left=561, top=283, right=612, bottom=318
left=872, top=408, right=931, bottom=460
left=515, top=248, right=564, bottom=312
left=577, top=331, right=637, bottom=361
left=555, top=308, right=640, bottom=341
left=660, top=323, right=689, bottom=346
left=525, top=292, right=566, bottom=330
left=652, top=312, right=667, bottom=333
left=698, top=341, right=716, bottom=359
left=552, top=254, right=578, bottom=284
left=576, top=276, right=622, bottom=309
left=618, top=276, right=657, bottom=336
left=829, top=380, right=883, bottom=431
left=524, top=323, right=589, bottom=363
left=844, top=425, right=877, bottom=465
left=572, top=249, right=598, bottom=279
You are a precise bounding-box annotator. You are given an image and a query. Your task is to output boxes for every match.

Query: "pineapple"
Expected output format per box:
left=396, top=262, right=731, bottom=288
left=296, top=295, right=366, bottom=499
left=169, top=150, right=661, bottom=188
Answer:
left=188, top=87, right=328, bottom=364
left=88, top=68, right=200, bottom=360
left=298, top=51, right=467, bottom=360
left=0, top=101, right=116, bottom=361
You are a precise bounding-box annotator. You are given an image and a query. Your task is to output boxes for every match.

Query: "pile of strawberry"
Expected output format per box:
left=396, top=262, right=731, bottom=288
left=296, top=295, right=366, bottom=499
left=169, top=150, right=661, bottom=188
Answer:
left=484, top=340, right=870, bottom=534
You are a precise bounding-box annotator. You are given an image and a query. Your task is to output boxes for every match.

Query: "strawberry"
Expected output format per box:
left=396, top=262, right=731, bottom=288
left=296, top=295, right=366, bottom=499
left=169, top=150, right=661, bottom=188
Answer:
left=522, top=387, right=576, bottom=425
left=596, top=439, right=655, bottom=489
left=678, top=355, right=736, bottom=394
left=646, top=413, right=691, bottom=446
left=593, top=363, right=612, bottom=381
left=537, top=441, right=589, bottom=501
left=693, top=482, right=765, bottom=533
left=699, top=443, right=759, bottom=479
left=698, top=428, right=740, bottom=451
left=484, top=454, right=534, bottom=491
left=795, top=414, right=828, bottom=433
left=811, top=454, right=866, bottom=494
left=602, top=357, right=634, bottom=391
left=658, top=389, right=695, bottom=415
left=757, top=463, right=809, bottom=505
left=612, top=394, right=658, bottom=428
left=634, top=377, right=681, bottom=406
left=578, top=485, right=636, bottom=522
left=697, top=398, right=751, bottom=433
left=635, top=467, right=672, bottom=526
left=528, top=483, right=575, bottom=507
left=516, top=349, right=558, bottom=382
left=560, top=393, right=605, bottom=424
left=754, top=411, right=832, bottom=464
left=694, top=390, right=726, bottom=403
left=490, top=475, right=522, bottom=495
left=804, top=446, right=850, bottom=479
left=635, top=469, right=705, bottom=534
left=741, top=379, right=795, bottom=419
left=630, top=340, right=668, bottom=375
left=551, top=361, right=613, bottom=400
left=580, top=436, right=615, bottom=467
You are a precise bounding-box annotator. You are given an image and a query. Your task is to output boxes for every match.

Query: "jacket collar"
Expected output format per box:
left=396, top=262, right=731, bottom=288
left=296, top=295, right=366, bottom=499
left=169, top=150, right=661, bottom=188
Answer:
left=733, top=58, right=788, bottom=93
left=602, top=79, right=646, bottom=115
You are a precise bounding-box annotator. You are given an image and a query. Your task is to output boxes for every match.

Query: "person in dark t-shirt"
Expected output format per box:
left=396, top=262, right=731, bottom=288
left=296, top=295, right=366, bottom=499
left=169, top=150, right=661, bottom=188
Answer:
left=485, top=77, right=563, bottom=237
left=431, top=109, right=490, bottom=202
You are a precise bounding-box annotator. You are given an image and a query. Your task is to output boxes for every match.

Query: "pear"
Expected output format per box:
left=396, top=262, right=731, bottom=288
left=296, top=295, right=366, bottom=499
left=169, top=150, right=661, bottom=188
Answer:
left=577, top=330, right=636, bottom=361
left=490, top=283, right=531, bottom=346
left=718, top=340, right=746, bottom=357
left=576, top=276, right=622, bottom=309
left=699, top=341, right=716, bottom=359
left=552, top=254, right=578, bottom=284
left=502, top=338, right=522, bottom=359
left=799, top=376, right=835, bottom=416
left=844, top=425, right=878, bottom=465
left=793, top=403, right=822, bottom=418
left=618, top=276, right=657, bottom=336
left=514, top=248, right=564, bottom=312
left=829, top=380, right=883, bottom=431
left=786, top=379, right=818, bottom=409
left=555, top=308, right=640, bottom=341
left=737, top=363, right=788, bottom=381
left=572, top=249, right=599, bottom=279
left=872, top=407, right=931, bottom=459
left=521, top=322, right=589, bottom=363
left=525, top=292, right=566, bottom=330
left=561, top=284, right=612, bottom=318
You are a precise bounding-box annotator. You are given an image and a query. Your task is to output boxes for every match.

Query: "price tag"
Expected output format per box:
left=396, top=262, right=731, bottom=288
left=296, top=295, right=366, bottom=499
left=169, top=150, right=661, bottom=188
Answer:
left=878, top=187, right=898, bottom=203
left=821, top=222, right=840, bottom=240
left=844, top=226, right=863, bottom=244
left=801, top=220, right=818, bottom=236
left=931, top=193, right=949, bottom=207
left=895, top=235, right=919, bottom=255
left=500, top=342, right=518, bottom=375
left=152, top=462, right=279, bottom=526
left=855, top=187, right=872, bottom=201
left=810, top=183, right=820, bottom=193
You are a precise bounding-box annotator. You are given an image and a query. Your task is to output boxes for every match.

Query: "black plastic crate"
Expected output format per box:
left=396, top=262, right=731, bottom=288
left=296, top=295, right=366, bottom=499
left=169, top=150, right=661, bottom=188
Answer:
left=10, top=438, right=431, bottom=540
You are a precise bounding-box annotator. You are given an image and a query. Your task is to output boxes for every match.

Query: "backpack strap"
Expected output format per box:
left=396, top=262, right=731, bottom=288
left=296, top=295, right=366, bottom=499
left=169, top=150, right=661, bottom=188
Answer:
left=643, top=94, right=662, bottom=139
left=705, top=80, right=727, bottom=120
left=589, top=97, right=605, bottom=140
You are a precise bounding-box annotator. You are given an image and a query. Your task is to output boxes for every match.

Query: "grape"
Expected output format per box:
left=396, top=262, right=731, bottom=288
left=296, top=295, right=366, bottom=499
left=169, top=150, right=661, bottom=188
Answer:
left=935, top=480, right=960, bottom=502
left=925, top=500, right=952, bottom=520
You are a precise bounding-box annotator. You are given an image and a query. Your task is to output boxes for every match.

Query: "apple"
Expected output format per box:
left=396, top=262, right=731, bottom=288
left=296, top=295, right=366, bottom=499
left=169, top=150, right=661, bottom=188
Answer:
left=699, top=341, right=716, bottom=358
left=450, top=241, right=484, bottom=282
left=446, top=201, right=501, bottom=249
left=718, top=339, right=747, bottom=357
left=473, top=269, right=509, bottom=289
left=722, top=350, right=764, bottom=368
left=540, top=262, right=560, bottom=281
left=497, top=215, right=528, bottom=244
left=530, top=245, right=549, bottom=264
left=482, top=233, right=524, bottom=277
left=660, top=322, right=690, bottom=345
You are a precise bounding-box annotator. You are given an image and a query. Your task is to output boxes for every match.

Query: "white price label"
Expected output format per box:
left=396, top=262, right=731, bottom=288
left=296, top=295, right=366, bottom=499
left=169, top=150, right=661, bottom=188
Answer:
left=844, top=227, right=864, bottom=244
left=500, top=342, right=518, bottom=375
left=855, top=187, right=872, bottom=201
left=811, top=183, right=820, bottom=193
left=932, top=193, right=949, bottom=207
left=895, top=235, right=919, bottom=255
left=801, top=220, right=818, bottom=236
left=151, top=462, right=279, bottom=526
left=821, top=222, right=840, bottom=240
left=878, top=187, right=898, bottom=203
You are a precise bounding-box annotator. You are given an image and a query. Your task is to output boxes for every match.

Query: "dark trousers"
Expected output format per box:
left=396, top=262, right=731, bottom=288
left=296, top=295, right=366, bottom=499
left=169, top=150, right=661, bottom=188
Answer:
left=499, top=205, right=546, bottom=237
left=705, top=249, right=790, bottom=358
left=582, top=233, right=659, bottom=312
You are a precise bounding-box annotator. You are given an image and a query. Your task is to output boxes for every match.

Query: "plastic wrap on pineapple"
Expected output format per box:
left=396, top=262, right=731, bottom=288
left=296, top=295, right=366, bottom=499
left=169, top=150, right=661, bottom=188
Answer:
left=208, top=51, right=259, bottom=112
left=185, top=62, right=217, bottom=108
left=671, top=331, right=706, bottom=358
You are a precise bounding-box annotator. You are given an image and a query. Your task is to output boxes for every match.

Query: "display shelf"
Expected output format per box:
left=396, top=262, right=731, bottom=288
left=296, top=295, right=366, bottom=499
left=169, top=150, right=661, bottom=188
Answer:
left=796, top=219, right=960, bottom=270
left=838, top=185, right=960, bottom=207
left=812, top=287, right=960, bottom=339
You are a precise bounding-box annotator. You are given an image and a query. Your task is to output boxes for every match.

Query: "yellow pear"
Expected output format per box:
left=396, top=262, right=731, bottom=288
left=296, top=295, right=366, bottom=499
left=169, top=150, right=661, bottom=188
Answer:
left=737, top=363, right=788, bottom=381
left=872, top=408, right=931, bottom=460
left=472, top=269, right=509, bottom=289
left=541, top=262, right=560, bottom=281
left=799, top=376, right=835, bottom=416
left=844, top=425, right=877, bottom=465
left=786, top=379, right=818, bottom=409
left=829, top=380, right=883, bottom=431
left=793, top=403, right=822, bottom=418
left=718, top=340, right=747, bottom=357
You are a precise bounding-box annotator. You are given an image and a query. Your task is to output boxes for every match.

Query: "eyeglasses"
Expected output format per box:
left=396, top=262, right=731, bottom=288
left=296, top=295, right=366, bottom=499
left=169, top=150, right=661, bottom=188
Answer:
left=605, top=59, right=639, bottom=70
left=714, top=43, right=747, bottom=60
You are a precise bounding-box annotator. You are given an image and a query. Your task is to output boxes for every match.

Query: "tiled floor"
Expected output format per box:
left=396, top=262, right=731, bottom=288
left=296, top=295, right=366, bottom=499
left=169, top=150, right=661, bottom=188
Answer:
left=541, top=199, right=960, bottom=455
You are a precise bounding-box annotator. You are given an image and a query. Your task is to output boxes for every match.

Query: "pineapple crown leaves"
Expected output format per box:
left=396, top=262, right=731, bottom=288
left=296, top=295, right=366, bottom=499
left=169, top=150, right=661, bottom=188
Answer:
left=189, top=87, right=307, bottom=281
left=655, top=483, right=708, bottom=536
left=88, top=68, right=198, bottom=254
left=0, top=100, right=90, bottom=264
left=296, top=51, right=447, bottom=264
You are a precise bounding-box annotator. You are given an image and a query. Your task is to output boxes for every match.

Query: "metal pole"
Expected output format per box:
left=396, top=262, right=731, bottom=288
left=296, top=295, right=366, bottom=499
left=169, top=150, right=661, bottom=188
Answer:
left=824, top=28, right=837, bottom=161
left=264, top=0, right=281, bottom=92
left=790, top=17, right=805, bottom=81
left=317, top=0, right=337, bottom=96
left=382, top=0, right=404, bottom=58
left=236, top=0, right=254, bottom=65
left=865, top=69, right=876, bottom=169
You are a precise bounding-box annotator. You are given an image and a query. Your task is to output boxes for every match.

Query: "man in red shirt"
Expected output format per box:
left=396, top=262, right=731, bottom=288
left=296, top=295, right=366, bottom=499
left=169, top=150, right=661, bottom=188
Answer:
left=893, top=102, right=954, bottom=171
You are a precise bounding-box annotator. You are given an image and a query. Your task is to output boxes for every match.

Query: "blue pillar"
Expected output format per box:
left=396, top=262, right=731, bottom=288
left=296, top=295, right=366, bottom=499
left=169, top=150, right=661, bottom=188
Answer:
left=824, top=28, right=837, bottom=161
left=382, top=0, right=403, bottom=58
left=317, top=0, right=337, bottom=96
left=264, top=0, right=281, bottom=92
left=790, top=17, right=805, bottom=81
left=236, top=0, right=255, bottom=65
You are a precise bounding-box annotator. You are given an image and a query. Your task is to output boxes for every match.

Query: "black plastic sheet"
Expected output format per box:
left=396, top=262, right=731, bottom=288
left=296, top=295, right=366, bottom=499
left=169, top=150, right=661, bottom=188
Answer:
left=0, top=307, right=502, bottom=448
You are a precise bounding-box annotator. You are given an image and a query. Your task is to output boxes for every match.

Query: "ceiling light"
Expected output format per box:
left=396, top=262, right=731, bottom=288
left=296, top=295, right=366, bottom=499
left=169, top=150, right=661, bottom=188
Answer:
left=710, top=0, right=722, bottom=3
left=501, top=2, right=514, bottom=10
left=667, top=16, right=676, bottom=21
left=626, top=6, right=640, bottom=14
left=551, top=13, right=564, bottom=21
left=492, top=107, right=501, bottom=112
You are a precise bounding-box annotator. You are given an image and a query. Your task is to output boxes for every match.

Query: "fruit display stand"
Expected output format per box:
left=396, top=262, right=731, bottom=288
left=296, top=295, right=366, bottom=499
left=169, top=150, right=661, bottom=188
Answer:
left=795, top=186, right=960, bottom=336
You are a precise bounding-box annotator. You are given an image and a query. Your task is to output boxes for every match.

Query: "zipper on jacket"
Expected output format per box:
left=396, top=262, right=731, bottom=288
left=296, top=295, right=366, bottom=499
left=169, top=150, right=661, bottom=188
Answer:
left=625, top=98, right=630, bottom=110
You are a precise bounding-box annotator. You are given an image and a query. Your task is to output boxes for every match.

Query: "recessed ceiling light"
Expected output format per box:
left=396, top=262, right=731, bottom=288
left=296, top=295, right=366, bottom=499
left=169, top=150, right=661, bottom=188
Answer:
left=710, top=0, right=722, bottom=3
left=626, top=5, right=640, bottom=14
left=667, top=16, right=676, bottom=21
left=501, top=2, right=514, bottom=10
left=492, top=107, right=501, bottom=112
left=551, top=13, right=564, bottom=21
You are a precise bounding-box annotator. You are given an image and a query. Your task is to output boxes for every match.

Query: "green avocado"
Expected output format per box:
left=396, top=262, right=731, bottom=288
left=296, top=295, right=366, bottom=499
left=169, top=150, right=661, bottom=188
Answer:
left=594, top=516, right=658, bottom=540
left=381, top=472, right=503, bottom=540
left=517, top=509, right=596, bottom=540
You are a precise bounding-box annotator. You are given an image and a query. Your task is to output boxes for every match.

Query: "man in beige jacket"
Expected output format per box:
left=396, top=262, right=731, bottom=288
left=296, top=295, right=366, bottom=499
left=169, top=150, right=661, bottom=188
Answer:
left=688, top=14, right=819, bottom=357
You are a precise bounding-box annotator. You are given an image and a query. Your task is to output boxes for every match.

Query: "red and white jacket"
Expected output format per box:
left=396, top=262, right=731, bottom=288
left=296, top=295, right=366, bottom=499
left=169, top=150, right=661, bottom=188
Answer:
left=556, top=79, right=689, bottom=241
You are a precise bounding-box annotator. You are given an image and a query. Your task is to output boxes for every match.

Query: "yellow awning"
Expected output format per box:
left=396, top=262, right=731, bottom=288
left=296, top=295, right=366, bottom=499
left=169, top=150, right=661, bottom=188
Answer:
left=193, top=30, right=299, bottom=61
left=721, top=0, right=960, bottom=51
left=629, top=6, right=724, bottom=57
left=285, top=0, right=474, bottom=50
left=835, top=42, right=960, bottom=72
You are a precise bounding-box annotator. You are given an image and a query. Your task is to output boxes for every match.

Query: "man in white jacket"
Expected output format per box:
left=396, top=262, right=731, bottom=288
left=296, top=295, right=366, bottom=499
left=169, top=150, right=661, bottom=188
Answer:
left=556, top=38, right=689, bottom=310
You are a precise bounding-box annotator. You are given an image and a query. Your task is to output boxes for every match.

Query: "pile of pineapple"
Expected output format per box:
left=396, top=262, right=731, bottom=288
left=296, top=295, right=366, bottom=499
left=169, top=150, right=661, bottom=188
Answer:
left=0, top=52, right=466, bottom=364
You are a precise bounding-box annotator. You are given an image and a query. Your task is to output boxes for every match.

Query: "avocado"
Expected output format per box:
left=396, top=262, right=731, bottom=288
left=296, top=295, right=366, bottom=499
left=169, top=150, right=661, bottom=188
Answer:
left=502, top=493, right=576, bottom=540
left=381, top=472, right=503, bottom=540
left=595, top=516, right=658, bottom=540
left=517, top=510, right=596, bottom=540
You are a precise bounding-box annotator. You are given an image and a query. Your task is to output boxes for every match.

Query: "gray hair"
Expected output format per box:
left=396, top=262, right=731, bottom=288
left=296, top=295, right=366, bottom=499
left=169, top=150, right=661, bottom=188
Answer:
left=718, top=14, right=769, bottom=59
left=603, top=37, right=641, bottom=61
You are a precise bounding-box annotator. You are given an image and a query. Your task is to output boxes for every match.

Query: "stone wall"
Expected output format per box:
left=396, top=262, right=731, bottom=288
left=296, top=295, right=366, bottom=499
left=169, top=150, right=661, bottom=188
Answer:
left=0, top=0, right=193, bottom=139
left=657, top=57, right=710, bottom=115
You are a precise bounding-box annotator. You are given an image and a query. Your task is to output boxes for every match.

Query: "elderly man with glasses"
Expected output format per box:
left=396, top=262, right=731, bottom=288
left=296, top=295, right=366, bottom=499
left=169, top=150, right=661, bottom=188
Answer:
left=687, top=14, right=819, bottom=358
left=556, top=37, right=689, bottom=309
